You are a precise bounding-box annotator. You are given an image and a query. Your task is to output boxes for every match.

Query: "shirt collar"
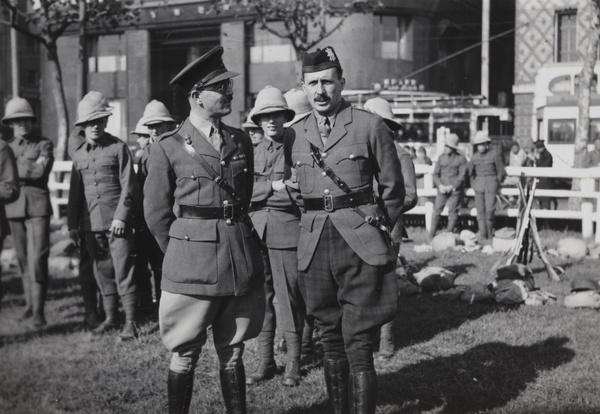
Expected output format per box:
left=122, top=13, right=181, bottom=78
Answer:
left=190, top=113, right=219, bottom=138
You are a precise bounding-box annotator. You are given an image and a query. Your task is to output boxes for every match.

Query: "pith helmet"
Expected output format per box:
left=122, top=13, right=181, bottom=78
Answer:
left=251, top=86, right=295, bottom=124
left=284, top=88, right=312, bottom=126
left=131, top=117, right=150, bottom=136
left=445, top=133, right=460, bottom=150
left=2, top=97, right=36, bottom=124
left=242, top=109, right=259, bottom=129
left=473, top=130, right=491, bottom=145
left=142, top=100, right=175, bottom=126
left=363, top=97, right=401, bottom=132
left=75, top=91, right=113, bottom=126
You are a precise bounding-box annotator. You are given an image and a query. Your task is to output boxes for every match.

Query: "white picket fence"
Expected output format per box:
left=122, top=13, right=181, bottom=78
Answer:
left=49, top=161, right=600, bottom=242
left=408, top=165, right=600, bottom=243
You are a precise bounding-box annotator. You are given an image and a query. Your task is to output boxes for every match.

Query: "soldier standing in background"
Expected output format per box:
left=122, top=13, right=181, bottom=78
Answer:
left=246, top=86, right=306, bottom=387
left=0, top=139, right=20, bottom=312
left=468, top=131, right=504, bottom=242
left=134, top=100, right=176, bottom=319
left=363, top=97, right=417, bottom=360
left=2, top=97, right=54, bottom=328
left=68, top=91, right=139, bottom=341
left=285, top=47, right=404, bottom=414
left=430, top=133, right=467, bottom=239
left=144, top=47, right=264, bottom=414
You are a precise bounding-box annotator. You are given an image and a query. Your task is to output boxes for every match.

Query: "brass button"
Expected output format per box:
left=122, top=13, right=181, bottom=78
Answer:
left=324, top=189, right=330, bottom=195
left=184, top=235, right=189, bottom=241
left=296, top=161, right=301, bottom=166
left=243, top=168, right=248, bottom=173
left=221, top=161, right=226, bottom=166
left=190, top=175, right=195, bottom=179
left=96, top=194, right=100, bottom=198
left=94, top=182, right=98, bottom=186
left=322, top=152, right=328, bottom=158
left=349, top=154, right=355, bottom=159
left=225, top=219, right=232, bottom=225
left=321, top=171, right=327, bottom=176
left=223, top=200, right=229, bottom=205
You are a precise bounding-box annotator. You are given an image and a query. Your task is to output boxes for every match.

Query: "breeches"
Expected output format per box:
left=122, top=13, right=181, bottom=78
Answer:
left=159, top=287, right=265, bottom=372
left=9, top=216, right=50, bottom=283
left=299, top=219, right=397, bottom=373
left=84, top=231, right=136, bottom=297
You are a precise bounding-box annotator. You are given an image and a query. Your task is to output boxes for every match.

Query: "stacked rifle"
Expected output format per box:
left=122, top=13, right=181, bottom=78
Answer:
left=493, top=178, right=561, bottom=282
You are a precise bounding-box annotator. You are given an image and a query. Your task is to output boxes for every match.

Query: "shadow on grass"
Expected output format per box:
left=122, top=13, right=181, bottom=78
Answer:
left=0, top=320, right=83, bottom=349
left=394, top=294, right=502, bottom=349
left=379, top=336, right=575, bottom=414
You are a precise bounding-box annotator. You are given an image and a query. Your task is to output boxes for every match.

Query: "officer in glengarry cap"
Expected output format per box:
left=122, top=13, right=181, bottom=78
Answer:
left=284, top=46, right=404, bottom=414
left=143, top=46, right=264, bottom=414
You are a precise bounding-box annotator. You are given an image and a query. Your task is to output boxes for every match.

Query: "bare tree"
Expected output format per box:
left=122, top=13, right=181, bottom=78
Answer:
left=211, top=0, right=382, bottom=63
left=0, top=0, right=138, bottom=160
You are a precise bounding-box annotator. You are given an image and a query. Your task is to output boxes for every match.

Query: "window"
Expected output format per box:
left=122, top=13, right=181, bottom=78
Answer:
left=548, top=119, right=575, bottom=143
left=556, top=10, right=578, bottom=62
left=250, top=23, right=295, bottom=63
left=380, top=15, right=413, bottom=61
left=87, top=35, right=127, bottom=73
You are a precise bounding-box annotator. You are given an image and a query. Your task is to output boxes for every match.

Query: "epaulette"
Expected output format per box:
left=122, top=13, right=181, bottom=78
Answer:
left=352, top=106, right=375, bottom=115
left=158, top=122, right=183, bottom=142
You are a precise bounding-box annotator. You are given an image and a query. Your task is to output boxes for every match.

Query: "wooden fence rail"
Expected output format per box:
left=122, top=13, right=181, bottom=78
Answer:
left=49, top=162, right=600, bottom=242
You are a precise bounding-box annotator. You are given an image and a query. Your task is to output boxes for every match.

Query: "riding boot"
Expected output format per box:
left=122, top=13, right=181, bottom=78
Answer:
left=30, top=281, right=47, bottom=328
left=167, top=369, right=194, bottom=414
left=350, top=370, right=377, bottom=414
left=283, top=331, right=302, bottom=386
left=20, top=277, right=33, bottom=319
left=378, top=321, right=395, bottom=360
left=220, top=365, right=247, bottom=414
left=323, top=358, right=350, bottom=414
left=246, top=331, right=276, bottom=385
left=92, top=294, right=119, bottom=334
left=119, top=293, right=139, bottom=341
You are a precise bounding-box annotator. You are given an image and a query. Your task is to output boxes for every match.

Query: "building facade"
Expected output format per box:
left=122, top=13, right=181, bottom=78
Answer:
left=513, top=0, right=599, bottom=166
left=33, top=0, right=514, bottom=148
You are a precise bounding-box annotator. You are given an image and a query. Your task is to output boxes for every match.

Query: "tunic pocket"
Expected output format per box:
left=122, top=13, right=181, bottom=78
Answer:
left=292, top=151, right=315, bottom=192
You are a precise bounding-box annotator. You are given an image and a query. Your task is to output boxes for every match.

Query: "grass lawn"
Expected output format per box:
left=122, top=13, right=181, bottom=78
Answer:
left=0, top=227, right=599, bottom=414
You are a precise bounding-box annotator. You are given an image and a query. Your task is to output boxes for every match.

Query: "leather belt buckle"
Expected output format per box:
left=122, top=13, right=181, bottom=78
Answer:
left=324, top=194, right=334, bottom=212
left=223, top=204, right=235, bottom=220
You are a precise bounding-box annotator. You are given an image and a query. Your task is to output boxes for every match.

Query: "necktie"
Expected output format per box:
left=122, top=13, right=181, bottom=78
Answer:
left=318, top=117, right=331, bottom=145
left=209, top=127, right=222, bottom=153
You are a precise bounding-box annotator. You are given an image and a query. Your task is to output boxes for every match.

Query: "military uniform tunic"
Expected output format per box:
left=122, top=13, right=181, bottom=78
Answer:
left=6, top=135, right=54, bottom=285
left=285, top=100, right=404, bottom=370
left=69, top=133, right=139, bottom=297
left=144, top=118, right=265, bottom=372
left=430, top=151, right=467, bottom=236
left=469, top=149, right=504, bottom=239
left=250, top=134, right=304, bottom=333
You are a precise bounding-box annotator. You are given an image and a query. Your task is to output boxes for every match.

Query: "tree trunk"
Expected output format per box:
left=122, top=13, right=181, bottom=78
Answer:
left=46, top=42, right=70, bottom=161
left=574, top=0, right=600, bottom=168
left=570, top=0, right=600, bottom=210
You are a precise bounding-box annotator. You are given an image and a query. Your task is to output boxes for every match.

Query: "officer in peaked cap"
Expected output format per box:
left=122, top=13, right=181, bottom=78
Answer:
left=144, top=46, right=264, bottom=414
left=284, top=46, right=405, bottom=413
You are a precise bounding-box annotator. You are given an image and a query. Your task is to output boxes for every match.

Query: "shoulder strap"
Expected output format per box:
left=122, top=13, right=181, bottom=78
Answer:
left=171, top=133, right=242, bottom=204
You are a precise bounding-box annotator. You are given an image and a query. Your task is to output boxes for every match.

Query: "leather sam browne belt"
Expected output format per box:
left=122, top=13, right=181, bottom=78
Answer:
left=303, top=189, right=376, bottom=212
left=180, top=204, right=243, bottom=220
